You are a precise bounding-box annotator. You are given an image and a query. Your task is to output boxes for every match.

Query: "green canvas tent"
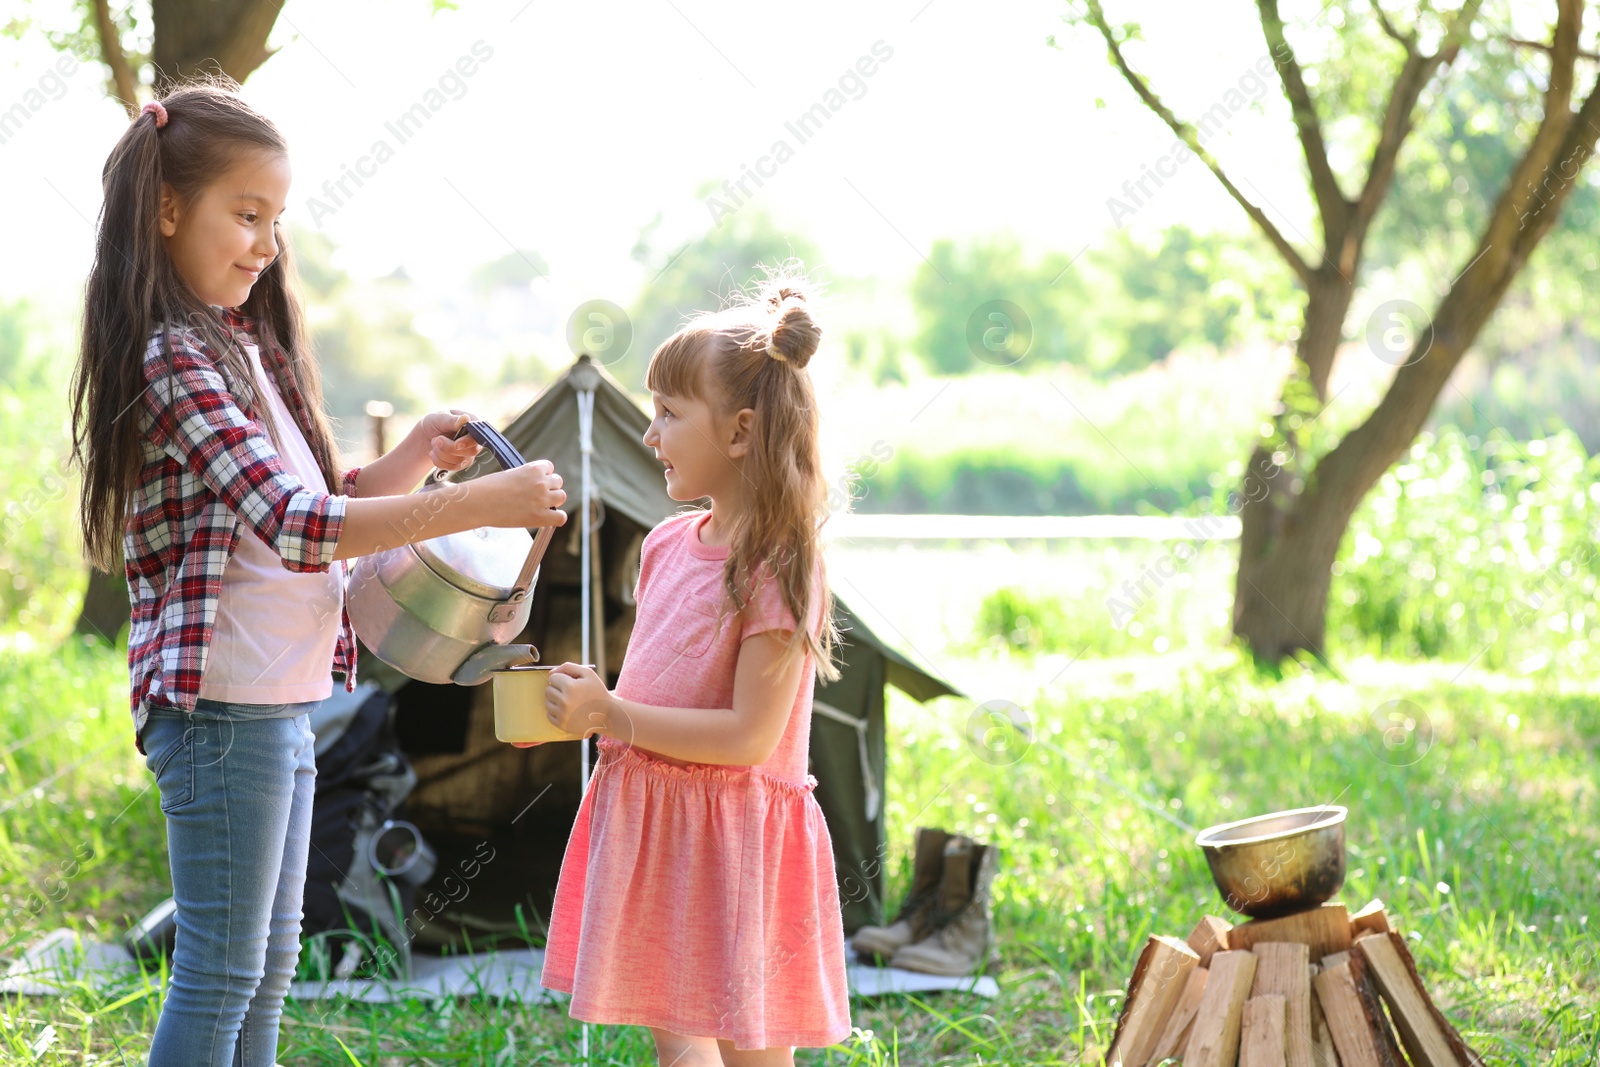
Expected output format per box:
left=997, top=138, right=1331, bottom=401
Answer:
left=371, top=355, right=960, bottom=948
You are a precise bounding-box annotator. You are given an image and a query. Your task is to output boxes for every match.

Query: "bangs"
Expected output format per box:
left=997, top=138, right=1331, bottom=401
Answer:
left=644, top=328, right=705, bottom=400
left=646, top=309, right=765, bottom=401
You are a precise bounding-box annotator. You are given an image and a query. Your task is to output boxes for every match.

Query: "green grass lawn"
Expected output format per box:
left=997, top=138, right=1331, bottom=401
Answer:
left=1, top=624, right=1595, bottom=1064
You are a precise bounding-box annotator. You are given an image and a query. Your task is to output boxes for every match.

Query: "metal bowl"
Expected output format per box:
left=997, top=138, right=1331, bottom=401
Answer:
left=1195, top=805, right=1347, bottom=919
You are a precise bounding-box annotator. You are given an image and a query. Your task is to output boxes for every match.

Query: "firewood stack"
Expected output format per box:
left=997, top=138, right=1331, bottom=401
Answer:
left=1103, top=900, right=1484, bottom=1067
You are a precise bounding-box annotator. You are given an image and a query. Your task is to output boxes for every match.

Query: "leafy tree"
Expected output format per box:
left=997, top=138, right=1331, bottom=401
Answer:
left=1074, top=0, right=1600, bottom=663
left=12, top=0, right=289, bottom=113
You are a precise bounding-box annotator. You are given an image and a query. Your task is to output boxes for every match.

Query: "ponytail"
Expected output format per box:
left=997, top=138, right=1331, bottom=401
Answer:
left=74, top=99, right=178, bottom=569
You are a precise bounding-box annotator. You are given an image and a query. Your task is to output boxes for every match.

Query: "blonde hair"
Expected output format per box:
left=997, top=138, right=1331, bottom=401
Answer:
left=645, top=274, right=841, bottom=683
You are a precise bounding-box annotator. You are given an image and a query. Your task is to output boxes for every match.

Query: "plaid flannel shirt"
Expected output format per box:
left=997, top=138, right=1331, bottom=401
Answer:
left=125, top=309, right=360, bottom=752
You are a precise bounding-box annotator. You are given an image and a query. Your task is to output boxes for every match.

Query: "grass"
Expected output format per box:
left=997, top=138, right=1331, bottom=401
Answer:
left=1, top=544, right=1598, bottom=1063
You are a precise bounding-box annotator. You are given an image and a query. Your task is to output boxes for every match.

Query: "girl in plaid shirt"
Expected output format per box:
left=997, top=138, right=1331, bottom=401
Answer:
left=69, top=84, right=567, bottom=1067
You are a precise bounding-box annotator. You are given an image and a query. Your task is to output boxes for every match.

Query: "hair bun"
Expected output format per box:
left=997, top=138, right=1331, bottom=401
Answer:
left=763, top=281, right=820, bottom=368
left=765, top=285, right=806, bottom=310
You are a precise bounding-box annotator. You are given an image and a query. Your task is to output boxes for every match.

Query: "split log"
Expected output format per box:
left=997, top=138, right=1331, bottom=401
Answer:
left=1348, top=950, right=1407, bottom=1067
left=1104, top=935, right=1201, bottom=1067
left=1351, top=899, right=1392, bottom=940
left=1355, top=931, right=1486, bottom=1067
left=1146, top=966, right=1209, bottom=1066
left=1187, top=915, right=1234, bottom=965
left=1307, top=964, right=1340, bottom=1067
left=1252, top=941, right=1313, bottom=1067
left=1313, top=954, right=1400, bottom=1067
left=1241, top=994, right=1288, bottom=1067
left=1230, top=903, right=1352, bottom=962
left=1184, top=949, right=1259, bottom=1067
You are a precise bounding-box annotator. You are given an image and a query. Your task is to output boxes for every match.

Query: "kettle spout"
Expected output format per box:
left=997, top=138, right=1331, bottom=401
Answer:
left=453, top=643, right=539, bottom=686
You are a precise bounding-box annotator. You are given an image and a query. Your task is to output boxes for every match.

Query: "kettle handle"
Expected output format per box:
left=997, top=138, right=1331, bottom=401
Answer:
left=497, top=524, right=554, bottom=617
left=452, top=421, right=563, bottom=623
left=452, top=419, right=528, bottom=472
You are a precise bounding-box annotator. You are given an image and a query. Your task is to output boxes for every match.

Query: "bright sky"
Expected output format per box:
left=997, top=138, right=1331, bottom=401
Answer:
left=0, top=0, right=1316, bottom=316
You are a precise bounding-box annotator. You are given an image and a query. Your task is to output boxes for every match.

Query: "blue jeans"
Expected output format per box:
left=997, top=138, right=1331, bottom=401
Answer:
left=140, top=698, right=319, bottom=1067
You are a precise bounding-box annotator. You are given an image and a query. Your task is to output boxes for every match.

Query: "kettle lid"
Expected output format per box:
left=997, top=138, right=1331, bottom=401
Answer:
left=413, top=525, right=537, bottom=600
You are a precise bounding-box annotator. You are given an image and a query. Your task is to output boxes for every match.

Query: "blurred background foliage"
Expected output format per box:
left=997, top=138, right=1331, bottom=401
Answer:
left=8, top=0, right=1600, bottom=645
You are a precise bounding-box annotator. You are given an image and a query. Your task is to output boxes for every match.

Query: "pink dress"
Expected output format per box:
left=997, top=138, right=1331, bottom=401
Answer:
left=540, top=510, right=851, bottom=1049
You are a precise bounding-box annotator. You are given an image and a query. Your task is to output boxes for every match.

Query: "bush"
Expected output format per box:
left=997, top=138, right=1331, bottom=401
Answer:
left=0, top=302, right=88, bottom=637
left=974, top=587, right=1070, bottom=653
left=1329, top=427, right=1600, bottom=673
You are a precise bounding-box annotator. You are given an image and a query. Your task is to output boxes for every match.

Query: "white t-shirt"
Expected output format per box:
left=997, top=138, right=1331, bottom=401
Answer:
left=198, top=342, right=344, bottom=705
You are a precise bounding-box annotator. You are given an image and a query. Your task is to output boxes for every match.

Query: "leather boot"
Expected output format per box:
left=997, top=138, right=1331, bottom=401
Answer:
left=889, top=838, right=1000, bottom=976
left=852, top=827, right=951, bottom=960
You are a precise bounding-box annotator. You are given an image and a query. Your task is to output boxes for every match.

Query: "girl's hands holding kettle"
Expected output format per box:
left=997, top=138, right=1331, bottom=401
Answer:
left=479, top=460, right=569, bottom=528
left=336, top=416, right=566, bottom=559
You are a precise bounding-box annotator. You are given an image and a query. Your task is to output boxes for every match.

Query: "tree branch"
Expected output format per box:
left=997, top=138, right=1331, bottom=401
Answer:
left=1504, top=35, right=1600, bottom=64
left=1373, top=6, right=1417, bottom=49
left=1347, top=0, right=1485, bottom=271
left=90, top=0, right=140, bottom=116
left=1081, top=0, right=1315, bottom=287
left=1482, top=0, right=1582, bottom=252
left=1256, top=0, right=1350, bottom=244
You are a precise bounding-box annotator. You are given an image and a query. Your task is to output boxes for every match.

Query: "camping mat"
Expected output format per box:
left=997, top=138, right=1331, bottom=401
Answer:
left=1, top=930, right=997, bottom=1003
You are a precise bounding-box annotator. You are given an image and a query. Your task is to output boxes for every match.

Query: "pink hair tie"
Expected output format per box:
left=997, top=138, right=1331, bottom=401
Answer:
left=141, top=101, right=168, bottom=129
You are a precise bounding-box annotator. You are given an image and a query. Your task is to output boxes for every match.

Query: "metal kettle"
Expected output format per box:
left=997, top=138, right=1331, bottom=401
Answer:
left=346, top=420, right=557, bottom=685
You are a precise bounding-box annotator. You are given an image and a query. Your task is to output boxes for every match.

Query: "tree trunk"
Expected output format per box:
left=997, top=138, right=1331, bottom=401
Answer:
left=1232, top=482, right=1348, bottom=663
left=150, top=0, right=285, bottom=89
left=1296, top=271, right=1353, bottom=400
left=90, top=0, right=140, bottom=113
left=75, top=563, right=130, bottom=644
left=1230, top=273, right=1352, bottom=662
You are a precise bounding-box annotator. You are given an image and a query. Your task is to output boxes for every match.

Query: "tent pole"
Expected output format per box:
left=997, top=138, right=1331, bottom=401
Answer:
left=577, top=382, right=596, bottom=794
left=591, top=519, right=607, bottom=682
left=574, top=361, right=600, bottom=1067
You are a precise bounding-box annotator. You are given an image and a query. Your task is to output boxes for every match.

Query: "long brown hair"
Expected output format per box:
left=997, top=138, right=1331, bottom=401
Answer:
left=646, top=275, right=842, bottom=683
left=72, top=80, right=341, bottom=570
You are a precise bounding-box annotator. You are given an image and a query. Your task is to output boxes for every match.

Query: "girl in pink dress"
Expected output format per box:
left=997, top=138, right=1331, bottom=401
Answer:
left=533, top=277, right=851, bottom=1064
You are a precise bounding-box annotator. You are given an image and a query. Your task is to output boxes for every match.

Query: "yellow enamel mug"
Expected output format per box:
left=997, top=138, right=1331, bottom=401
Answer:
left=491, top=665, right=589, bottom=744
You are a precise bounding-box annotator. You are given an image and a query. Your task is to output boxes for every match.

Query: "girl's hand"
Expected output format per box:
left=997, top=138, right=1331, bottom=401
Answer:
left=477, top=461, right=569, bottom=527
left=417, top=409, right=481, bottom=472
left=545, top=663, right=611, bottom=737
